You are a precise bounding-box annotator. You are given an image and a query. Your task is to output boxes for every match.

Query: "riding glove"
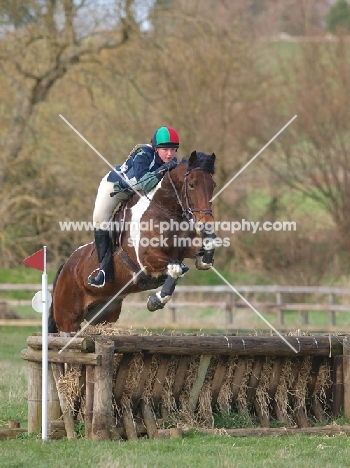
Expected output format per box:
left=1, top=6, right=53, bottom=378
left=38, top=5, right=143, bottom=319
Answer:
left=156, top=159, right=178, bottom=176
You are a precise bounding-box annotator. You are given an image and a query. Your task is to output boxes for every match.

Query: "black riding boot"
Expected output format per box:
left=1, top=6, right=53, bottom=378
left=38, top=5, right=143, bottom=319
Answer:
left=88, top=229, right=113, bottom=287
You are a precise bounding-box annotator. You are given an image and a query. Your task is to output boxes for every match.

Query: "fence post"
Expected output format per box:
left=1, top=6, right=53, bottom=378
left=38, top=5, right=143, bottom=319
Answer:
left=48, top=364, right=61, bottom=422
left=225, top=292, right=234, bottom=326
left=92, top=339, right=114, bottom=440
left=28, top=361, right=42, bottom=433
left=276, top=292, right=283, bottom=325
left=51, top=363, right=76, bottom=439
left=343, top=336, right=350, bottom=419
left=329, top=293, right=336, bottom=327
left=332, top=355, right=343, bottom=416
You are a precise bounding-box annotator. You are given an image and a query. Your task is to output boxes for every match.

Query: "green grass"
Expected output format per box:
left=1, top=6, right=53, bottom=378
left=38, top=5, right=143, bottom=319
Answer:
left=1, top=432, right=350, bottom=468
left=0, top=267, right=56, bottom=284
left=1, top=428, right=350, bottom=467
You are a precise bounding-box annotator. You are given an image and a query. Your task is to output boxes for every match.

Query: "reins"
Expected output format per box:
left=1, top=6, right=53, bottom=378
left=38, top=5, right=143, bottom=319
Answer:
left=144, top=166, right=214, bottom=223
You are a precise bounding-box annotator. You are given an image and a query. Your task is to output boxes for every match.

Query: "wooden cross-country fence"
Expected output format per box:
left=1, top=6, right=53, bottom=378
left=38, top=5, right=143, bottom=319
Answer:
left=19, top=330, right=350, bottom=440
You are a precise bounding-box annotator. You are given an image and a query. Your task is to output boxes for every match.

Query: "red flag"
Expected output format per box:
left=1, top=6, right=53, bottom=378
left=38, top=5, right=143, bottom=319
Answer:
left=23, top=248, right=45, bottom=271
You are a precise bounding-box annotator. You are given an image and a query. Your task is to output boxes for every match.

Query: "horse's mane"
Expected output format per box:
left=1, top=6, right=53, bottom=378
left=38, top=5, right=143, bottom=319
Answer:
left=180, top=152, right=215, bottom=175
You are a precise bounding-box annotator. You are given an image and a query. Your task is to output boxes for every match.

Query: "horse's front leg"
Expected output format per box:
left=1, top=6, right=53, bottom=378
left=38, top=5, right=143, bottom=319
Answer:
left=195, top=233, right=216, bottom=270
left=147, top=260, right=183, bottom=312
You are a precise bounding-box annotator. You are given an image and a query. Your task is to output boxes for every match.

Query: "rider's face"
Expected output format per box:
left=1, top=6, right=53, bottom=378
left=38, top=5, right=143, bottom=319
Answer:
left=157, top=147, right=177, bottom=163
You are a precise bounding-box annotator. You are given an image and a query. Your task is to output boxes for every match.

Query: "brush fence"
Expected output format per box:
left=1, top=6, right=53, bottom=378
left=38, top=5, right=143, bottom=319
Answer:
left=21, top=333, right=350, bottom=440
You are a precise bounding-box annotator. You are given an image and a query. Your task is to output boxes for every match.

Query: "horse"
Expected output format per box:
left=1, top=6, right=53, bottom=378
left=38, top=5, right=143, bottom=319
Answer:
left=48, top=150, right=217, bottom=334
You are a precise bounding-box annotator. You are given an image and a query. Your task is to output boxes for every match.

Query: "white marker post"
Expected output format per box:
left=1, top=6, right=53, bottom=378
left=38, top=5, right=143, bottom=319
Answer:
left=23, top=246, right=51, bottom=440
left=41, top=246, right=49, bottom=440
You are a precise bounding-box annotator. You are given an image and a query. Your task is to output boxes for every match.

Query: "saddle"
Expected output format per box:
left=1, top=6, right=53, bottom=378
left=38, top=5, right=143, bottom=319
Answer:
left=110, top=201, right=128, bottom=250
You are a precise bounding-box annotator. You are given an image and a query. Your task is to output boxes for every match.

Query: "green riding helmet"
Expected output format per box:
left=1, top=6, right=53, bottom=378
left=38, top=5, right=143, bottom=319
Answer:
left=152, top=126, right=180, bottom=148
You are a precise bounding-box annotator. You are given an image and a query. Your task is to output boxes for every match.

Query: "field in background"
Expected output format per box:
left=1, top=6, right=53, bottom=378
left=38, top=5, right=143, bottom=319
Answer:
left=2, top=266, right=350, bottom=333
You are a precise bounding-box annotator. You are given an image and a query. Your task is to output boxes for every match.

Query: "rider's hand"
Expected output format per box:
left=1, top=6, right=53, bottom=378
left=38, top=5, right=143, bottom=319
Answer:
left=160, top=159, right=177, bottom=173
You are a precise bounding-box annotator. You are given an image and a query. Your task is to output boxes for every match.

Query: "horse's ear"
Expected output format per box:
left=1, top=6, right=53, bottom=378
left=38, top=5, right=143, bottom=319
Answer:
left=189, top=150, right=197, bottom=165
left=211, top=152, right=216, bottom=160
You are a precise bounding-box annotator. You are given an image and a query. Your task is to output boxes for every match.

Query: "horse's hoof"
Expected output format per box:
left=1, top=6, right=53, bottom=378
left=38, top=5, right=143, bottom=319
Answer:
left=195, top=256, right=212, bottom=270
left=147, top=293, right=165, bottom=312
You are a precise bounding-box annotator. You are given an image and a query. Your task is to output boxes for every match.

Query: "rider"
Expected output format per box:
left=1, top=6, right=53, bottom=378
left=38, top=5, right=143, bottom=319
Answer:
left=88, top=126, right=180, bottom=287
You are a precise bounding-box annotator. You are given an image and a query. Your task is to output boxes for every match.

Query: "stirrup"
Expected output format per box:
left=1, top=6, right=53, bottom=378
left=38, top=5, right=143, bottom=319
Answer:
left=87, top=268, right=106, bottom=288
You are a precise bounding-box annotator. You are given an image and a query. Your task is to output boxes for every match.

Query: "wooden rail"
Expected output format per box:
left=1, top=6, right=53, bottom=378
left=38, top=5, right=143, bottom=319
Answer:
left=2, top=284, right=350, bottom=330
left=166, top=285, right=350, bottom=329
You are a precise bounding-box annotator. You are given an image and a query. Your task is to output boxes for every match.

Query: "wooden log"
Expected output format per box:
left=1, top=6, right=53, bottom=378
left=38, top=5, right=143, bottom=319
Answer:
left=140, top=400, right=159, bottom=439
left=186, top=424, right=350, bottom=437
left=188, top=355, right=212, bottom=412
left=92, top=340, right=114, bottom=440
left=48, top=420, right=69, bottom=440
left=131, top=354, right=153, bottom=411
left=27, top=335, right=95, bottom=353
left=8, top=420, right=20, bottom=428
left=307, top=357, right=327, bottom=422
left=168, top=427, right=183, bottom=438
left=113, top=353, right=134, bottom=404
left=27, top=360, right=42, bottom=434
left=108, top=335, right=343, bottom=356
left=21, top=348, right=101, bottom=366
left=211, top=355, right=230, bottom=408
left=251, top=358, right=270, bottom=428
left=122, top=404, right=138, bottom=441
left=268, top=357, right=285, bottom=399
left=49, top=418, right=175, bottom=441
left=48, top=419, right=80, bottom=440
left=111, top=424, right=181, bottom=439
left=268, top=357, right=290, bottom=425
left=0, top=428, right=27, bottom=440
left=231, top=357, right=249, bottom=401
left=343, top=336, right=350, bottom=419
left=332, top=355, right=344, bottom=417
left=48, top=364, right=61, bottom=422
left=152, top=355, right=173, bottom=410
left=290, top=358, right=309, bottom=428
left=85, top=365, right=95, bottom=439
left=48, top=428, right=67, bottom=440
left=172, top=356, right=191, bottom=405
left=246, top=358, right=264, bottom=404
left=307, top=357, right=323, bottom=395
left=51, top=363, right=76, bottom=439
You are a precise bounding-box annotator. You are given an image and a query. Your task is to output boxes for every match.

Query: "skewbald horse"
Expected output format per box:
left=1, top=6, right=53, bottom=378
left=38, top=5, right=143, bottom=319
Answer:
left=48, top=151, right=216, bottom=334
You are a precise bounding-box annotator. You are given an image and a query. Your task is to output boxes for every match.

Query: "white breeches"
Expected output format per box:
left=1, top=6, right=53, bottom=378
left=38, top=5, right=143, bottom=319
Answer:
left=93, top=174, right=129, bottom=230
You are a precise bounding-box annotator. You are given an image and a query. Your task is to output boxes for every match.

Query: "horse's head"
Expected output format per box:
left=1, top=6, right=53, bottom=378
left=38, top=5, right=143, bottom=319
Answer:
left=171, top=150, right=216, bottom=229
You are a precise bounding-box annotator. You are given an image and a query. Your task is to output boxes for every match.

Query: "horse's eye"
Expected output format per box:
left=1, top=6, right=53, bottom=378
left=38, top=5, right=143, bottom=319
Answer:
left=189, top=182, right=195, bottom=189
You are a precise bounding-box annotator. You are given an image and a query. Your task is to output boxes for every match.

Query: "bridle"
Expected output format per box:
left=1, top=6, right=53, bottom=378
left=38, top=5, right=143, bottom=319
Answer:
left=168, top=167, right=214, bottom=224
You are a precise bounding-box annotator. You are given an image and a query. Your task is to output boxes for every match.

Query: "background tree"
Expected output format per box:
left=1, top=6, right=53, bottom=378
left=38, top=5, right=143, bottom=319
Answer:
left=326, top=0, right=350, bottom=33
left=1, top=0, right=348, bottom=287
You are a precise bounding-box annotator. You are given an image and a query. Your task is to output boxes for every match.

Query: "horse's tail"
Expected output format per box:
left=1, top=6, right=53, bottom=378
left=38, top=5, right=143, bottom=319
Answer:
left=48, top=263, right=65, bottom=333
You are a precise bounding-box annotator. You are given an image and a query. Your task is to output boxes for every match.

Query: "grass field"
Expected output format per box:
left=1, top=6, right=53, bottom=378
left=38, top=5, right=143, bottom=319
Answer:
left=1, top=326, right=350, bottom=467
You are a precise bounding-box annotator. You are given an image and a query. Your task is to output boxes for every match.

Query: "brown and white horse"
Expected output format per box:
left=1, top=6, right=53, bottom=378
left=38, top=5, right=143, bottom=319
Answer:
left=48, top=151, right=216, bottom=333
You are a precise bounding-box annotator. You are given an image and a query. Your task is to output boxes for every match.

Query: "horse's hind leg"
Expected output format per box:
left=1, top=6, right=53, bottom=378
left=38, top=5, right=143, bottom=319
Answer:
left=147, top=261, right=183, bottom=312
